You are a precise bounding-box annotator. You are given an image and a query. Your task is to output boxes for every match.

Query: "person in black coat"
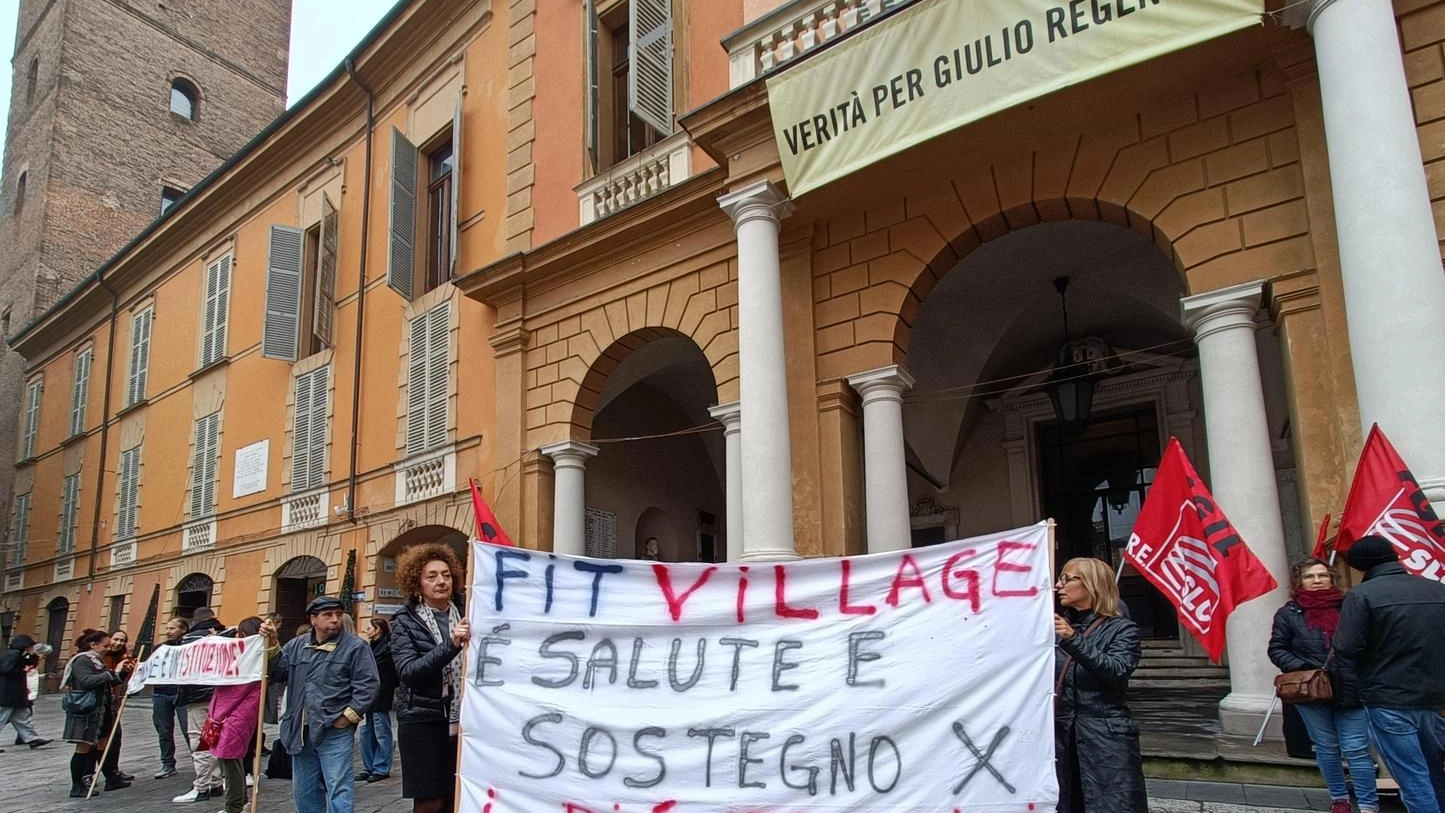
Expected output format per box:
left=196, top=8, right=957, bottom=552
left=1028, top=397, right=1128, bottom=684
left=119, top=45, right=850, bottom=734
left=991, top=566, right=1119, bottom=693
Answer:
left=356, top=616, right=398, bottom=782
left=60, top=630, right=134, bottom=797
left=1268, top=557, right=1378, bottom=813
left=0, top=634, right=50, bottom=748
left=390, top=542, right=471, bottom=813
left=1053, top=557, right=1147, bottom=813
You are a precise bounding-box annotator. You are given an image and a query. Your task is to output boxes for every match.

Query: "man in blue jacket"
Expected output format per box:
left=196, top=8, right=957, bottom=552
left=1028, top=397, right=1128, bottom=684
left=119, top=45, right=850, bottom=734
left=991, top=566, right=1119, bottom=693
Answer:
left=261, top=595, right=379, bottom=813
left=1334, top=535, right=1445, bottom=813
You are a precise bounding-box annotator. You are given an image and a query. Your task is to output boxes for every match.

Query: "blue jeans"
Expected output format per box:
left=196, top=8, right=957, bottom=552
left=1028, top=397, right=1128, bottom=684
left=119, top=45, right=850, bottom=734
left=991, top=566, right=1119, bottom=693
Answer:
left=1297, top=704, right=1379, bottom=810
left=359, top=712, right=393, bottom=776
left=0, top=705, right=41, bottom=743
left=291, top=724, right=357, bottom=813
left=151, top=693, right=187, bottom=770
left=1366, top=707, right=1445, bottom=813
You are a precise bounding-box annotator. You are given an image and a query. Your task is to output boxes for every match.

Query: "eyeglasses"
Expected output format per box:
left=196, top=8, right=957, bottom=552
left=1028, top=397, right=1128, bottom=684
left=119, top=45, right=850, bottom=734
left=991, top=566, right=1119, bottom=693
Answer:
left=1055, top=575, right=1083, bottom=585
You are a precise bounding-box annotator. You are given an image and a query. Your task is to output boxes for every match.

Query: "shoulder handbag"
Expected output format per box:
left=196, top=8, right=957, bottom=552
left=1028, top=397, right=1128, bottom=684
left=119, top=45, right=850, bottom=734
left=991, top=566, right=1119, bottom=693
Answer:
left=1274, top=651, right=1334, bottom=704
left=60, top=687, right=98, bottom=715
left=196, top=714, right=224, bottom=751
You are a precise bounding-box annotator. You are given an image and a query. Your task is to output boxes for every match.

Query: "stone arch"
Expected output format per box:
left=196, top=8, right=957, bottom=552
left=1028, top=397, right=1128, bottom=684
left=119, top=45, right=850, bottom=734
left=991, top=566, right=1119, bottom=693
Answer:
left=373, top=523, right=469, bottom=616
left=569, top=326, right=720, bottom=438
left=810, top=89, right=1310, bottom=379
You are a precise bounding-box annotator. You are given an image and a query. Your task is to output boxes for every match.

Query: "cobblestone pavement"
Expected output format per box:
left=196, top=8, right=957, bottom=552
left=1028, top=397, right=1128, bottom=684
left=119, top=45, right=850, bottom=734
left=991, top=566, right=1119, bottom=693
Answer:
left=0, top=693, right=409, bottom=813
left=0, top=693, right=1405, bottom=812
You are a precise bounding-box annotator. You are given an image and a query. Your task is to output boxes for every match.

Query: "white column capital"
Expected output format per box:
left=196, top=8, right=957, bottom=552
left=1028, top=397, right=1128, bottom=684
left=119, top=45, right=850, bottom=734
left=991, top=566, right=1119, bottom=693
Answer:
left=539, top=440, right=599, bottom=469
left=707, top=401, right=742, bottom=434
left=847, top=365, right=915, bottom=405
left=1306, top=0, right=1344, bottom=32
left=1181, top=281, right=1265, bottom=342
left=718, top=180, right=795, bottom=231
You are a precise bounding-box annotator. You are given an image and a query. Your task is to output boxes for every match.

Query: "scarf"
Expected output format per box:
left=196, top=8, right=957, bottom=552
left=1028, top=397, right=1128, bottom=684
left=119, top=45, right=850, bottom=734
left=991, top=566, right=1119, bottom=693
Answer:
left=1294, top=587, right=1344, bottom=642
left=417, top=600, right=462, bottom=728
left=60, top=650, right=103, bottom=691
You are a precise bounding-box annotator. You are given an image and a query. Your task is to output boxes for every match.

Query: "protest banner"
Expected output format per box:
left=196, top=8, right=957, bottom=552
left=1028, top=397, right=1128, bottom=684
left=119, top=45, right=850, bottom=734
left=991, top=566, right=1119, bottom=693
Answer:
left=1336, top=424, right=1445, bottom=582
left=126, top=633, right=267, bottom=694
left=459, top=522, right=1057, bottom=813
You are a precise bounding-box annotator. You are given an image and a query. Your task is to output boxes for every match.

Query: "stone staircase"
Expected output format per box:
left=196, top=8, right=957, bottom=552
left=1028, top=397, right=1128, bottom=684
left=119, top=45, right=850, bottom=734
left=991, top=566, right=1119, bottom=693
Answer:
left=1131, top=638, right=1231, bottom=690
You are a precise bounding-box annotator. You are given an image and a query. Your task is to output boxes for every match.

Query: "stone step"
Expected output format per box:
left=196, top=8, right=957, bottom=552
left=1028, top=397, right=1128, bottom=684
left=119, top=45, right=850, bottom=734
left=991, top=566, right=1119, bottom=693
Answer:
left=1132, top=678, right=1233, bottom=690
left=1134, top=666, right=1232, bottom=679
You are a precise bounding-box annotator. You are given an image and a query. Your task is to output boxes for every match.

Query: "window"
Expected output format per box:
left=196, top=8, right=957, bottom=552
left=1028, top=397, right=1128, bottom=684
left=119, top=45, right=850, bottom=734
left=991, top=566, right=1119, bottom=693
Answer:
left=405, top=302, right=450, bottom=455
left=291, top=366, right=330, bottom=492
left=388, top=109, right=461, bottom=300
left=161, top=186, right=184, bottom=214
left=589, top=0, right=672, bottom=170
left=200, top=254, right=231, bottom=368
left=170, top=78, right=198, bottom=120
left=25, top=57, right=37, bottom=105
left=58, top=473, right=80, bottom=555
left=9, top=493, right=30, bottom=568
left=14, top=171, right=26, bottom=216
left=20, top=378, right=41, bottom=459
left=126, top=307, right=153, bottom=406
left=116, top=446, right=141, bottom=540
left=70, top=347, right=92, bottom=438
left=262, top=195, right=336, bottom=360
left=188, top=412, right=221, bottom=519
left=107, top=595, right=125, bottom=629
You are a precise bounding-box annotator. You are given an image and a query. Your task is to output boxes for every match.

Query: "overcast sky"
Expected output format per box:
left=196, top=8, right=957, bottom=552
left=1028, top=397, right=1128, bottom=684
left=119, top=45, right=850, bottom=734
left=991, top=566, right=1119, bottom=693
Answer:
left=0, top=0, right=400, bottom=203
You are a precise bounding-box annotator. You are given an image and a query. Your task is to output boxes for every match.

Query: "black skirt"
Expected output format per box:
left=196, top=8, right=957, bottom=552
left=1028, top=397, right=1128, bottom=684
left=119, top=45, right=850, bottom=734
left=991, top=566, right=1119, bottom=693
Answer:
left=397, top=719, right=457, bottom=799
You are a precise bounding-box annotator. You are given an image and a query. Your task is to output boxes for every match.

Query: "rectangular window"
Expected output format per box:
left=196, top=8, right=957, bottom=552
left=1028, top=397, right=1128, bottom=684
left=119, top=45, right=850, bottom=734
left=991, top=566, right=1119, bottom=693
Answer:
left=58, top=473, right=80, bottom=555
left=388, top=110, right=461, bottom=301
left=291, top=366, right=330, bottom=492
left=200, top=254, right=232, bottom=368
left=70, top=347, right=93, bottom=438
left=262, top=195, right=337, bottom=362
left=126, top=307, right=153, bottom=406
left=20, top=378, right=41, bottom=459
left=188, top=412, right=221, bottom=519
left=116, top=445, right=141, bottom=540
left=107, top=595, right=125, bottom=629
left=8, top=492, right=30, bottom=568
left=405, top=302, right=450, bottom=455
left=591, top=0, right=672, bottom=171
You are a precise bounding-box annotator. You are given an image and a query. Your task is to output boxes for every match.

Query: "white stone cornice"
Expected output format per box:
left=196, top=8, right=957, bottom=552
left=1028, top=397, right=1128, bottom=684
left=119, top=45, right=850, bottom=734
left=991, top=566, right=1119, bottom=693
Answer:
left=539, top=440, right=599, bottom=470
left=1181, top=281, right=1266, bottom=342
left=718, top=181, right=795, bottom=231
left=707, top=401, right=741, bottom=433
left=846, top=365, right=915, bottom=406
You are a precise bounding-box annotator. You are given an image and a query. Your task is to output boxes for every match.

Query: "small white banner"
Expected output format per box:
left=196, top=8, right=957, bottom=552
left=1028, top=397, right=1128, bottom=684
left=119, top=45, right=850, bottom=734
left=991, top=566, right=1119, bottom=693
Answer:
left=127, top=634, right=266, bottom=694
left=459, top=522, right=1056, bottom=813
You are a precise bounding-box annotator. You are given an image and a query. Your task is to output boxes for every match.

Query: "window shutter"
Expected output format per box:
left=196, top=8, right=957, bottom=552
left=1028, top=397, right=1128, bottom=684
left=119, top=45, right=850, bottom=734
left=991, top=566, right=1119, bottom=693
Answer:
left=315, top=194, right=338, bottom=346
left=190, top=413, right=219, bottom=518
left=629, top=0, right=674, bottom=135
left=388, top=128, right=418, bottom=299
left=586, top=1, right=599, bottom=161
left=70, top=349, right=92, bottom=437
left=127, top=308, right=152, bottom=405
left=117, top=446, right=140, bottom=540
left=201, top=254, right=232, bottom=366
left=405, top=309, right=429, bottom=455
left=291, top=371, right=314, bottom=492
left=425, top=301, right=450, bottom=449
left=262, top=225, right=305, bottom=360
left=21, top=379, right=41, bottom=459
left=9, top=493, right=29, bottom=567
left=451, top=92, right=462, bottom=279
left=58, top=473, right=79, bottom=554
left=307, top=366, right=329, bottom=489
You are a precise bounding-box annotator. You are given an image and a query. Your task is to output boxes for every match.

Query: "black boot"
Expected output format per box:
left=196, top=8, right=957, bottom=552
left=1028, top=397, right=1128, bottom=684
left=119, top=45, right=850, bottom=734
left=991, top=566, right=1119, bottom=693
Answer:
left=69, top=753, right=91, bottom=798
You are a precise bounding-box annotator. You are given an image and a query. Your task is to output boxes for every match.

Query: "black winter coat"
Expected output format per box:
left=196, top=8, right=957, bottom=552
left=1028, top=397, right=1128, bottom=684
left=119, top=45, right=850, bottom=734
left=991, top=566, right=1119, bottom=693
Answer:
left=0, top=645, right=30, bottom=708
left=1334, top=562, right=1445, bottom=709
left=390, top=596, right=464, bottom=725
left=1267, top=599, right=1362, bottom=707
left=1054, top=611, right=1148, bottom=813
left=370, top=634, right=398, bottom=713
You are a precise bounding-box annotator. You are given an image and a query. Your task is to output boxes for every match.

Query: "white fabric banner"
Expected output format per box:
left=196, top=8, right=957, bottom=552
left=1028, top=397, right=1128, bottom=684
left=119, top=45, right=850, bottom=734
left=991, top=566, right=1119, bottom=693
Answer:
left=126, top=634, right=266, bottom=694
left=459, top=522, right=1056, bottom=813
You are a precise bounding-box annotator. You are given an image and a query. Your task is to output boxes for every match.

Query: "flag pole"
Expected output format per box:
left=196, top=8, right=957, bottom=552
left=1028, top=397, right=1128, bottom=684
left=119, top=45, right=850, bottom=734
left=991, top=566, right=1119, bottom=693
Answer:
left=1252, top=695, right=1280, bottom=747
left=1047, top=517, right=1056, bottom=577
left=450, top=541, right=473, bottom=808
left=250, top=648, right=269, bottom=813
left=88, top=641, right=147, bottom=799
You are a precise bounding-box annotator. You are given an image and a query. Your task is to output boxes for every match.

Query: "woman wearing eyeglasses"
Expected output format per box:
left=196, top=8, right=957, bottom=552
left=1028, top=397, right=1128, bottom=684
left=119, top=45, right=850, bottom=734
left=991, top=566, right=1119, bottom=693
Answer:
left=1053, top=557, right=1147, bottom=813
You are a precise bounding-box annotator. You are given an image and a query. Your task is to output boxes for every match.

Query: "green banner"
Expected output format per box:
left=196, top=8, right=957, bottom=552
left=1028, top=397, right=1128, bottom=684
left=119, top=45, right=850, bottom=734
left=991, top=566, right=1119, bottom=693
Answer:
left=767, top=0, right=1263, bottom=196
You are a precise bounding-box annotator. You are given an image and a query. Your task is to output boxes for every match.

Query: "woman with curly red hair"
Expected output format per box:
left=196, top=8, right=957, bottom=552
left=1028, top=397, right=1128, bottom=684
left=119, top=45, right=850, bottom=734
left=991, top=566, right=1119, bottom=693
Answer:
left=389, top=542, right=470, bottom=813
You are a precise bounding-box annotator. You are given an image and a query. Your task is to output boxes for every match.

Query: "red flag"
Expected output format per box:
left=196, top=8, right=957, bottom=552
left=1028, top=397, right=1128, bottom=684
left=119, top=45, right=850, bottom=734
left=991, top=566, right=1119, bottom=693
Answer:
left=1337, top=424, right=1445, bottom=582
left=469, top=477, right=515, bottom=547
left=1125, top=438, right=1279, bottom=662
left=1311, top=513, right=1332, bottom=561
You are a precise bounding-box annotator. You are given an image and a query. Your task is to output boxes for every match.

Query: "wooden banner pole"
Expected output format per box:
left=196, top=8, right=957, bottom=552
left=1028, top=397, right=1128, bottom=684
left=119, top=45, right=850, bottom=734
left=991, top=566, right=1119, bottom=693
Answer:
left=249, top=653, right=269, bottom=813
left=87, top=642, right=147, bottom=800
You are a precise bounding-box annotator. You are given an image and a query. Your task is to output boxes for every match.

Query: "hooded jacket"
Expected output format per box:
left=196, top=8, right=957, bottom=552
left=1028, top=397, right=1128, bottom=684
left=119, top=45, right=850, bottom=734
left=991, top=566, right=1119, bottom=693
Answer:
left=0, top=634, right=36, bottom=708
left=1267, top=599, right=1363, bottom=707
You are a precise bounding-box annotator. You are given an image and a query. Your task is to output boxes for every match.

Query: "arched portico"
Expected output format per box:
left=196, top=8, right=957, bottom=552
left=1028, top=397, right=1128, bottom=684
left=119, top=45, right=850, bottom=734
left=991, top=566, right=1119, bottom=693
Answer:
left=373, top=524, right=468, bottom=618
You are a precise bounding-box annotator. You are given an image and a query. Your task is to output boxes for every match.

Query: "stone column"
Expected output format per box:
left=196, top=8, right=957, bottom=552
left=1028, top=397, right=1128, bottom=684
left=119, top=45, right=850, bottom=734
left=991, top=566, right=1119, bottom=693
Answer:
left=708, top=402, right=744, bottom=562
left=1310, top=0, right=1445, bottom=504
left=1181, top=281, right=1292, bottom=736
left=538, top=440, right=598, bottom=556
left=718, top=181, right=798, bottom=561
left=847, top=365, right=915, bottom=553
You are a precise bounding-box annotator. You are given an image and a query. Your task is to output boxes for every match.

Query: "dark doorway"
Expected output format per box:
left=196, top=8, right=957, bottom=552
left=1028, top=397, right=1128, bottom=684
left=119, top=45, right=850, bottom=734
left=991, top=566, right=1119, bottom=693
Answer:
left=1037, top=405, right=1178, bottom=639
left=175, top=573, right=214, bottom=620
left=44, top=597, right=68, bottom=677
left=273, top=556, right=327, bottom=643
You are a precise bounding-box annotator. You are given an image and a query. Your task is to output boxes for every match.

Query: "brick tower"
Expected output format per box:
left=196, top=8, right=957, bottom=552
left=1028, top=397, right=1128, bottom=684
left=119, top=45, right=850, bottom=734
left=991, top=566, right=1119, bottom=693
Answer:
left=0, top=0, right=292, bottom=524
